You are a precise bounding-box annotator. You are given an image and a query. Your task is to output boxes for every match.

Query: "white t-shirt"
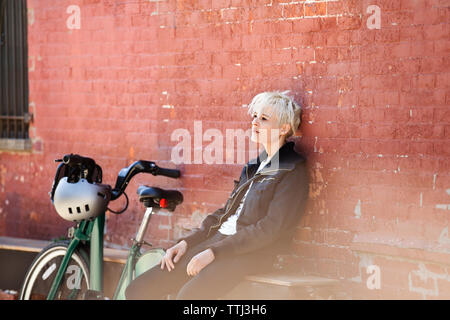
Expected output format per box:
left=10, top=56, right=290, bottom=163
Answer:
left=218, top=156, right=271, bottom=235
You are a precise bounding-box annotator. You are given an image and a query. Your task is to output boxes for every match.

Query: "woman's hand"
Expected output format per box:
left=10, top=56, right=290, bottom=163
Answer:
left=186, top=248, right=215, bottom=276
left=160, top=240, right=187, bottom=272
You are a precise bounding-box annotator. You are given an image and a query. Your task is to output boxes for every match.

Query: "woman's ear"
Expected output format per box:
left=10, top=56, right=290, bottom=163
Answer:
left=280, top=123, right=291, bottom=137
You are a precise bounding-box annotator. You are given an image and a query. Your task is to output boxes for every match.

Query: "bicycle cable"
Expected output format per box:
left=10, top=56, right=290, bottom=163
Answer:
left=107, top=191, right=129, bottom=214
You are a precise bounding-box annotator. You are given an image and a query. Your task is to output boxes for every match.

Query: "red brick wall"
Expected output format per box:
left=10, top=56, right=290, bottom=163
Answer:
left=0, top=0, right=448, bottom=299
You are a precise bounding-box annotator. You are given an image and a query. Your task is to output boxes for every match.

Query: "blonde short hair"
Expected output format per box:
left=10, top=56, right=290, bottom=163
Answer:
left=247, top=91, right=302, bottom=138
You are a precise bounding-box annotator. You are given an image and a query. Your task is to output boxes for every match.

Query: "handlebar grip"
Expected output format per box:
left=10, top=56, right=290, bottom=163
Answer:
left=63, top=154, right=96, bottom=168
left=156, top=167, right=181, bottom=178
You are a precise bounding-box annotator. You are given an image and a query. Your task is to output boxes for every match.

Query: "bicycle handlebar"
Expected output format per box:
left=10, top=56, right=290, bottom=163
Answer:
left=153, top=167, right=180, bottom=179
left=62, top=154, right=96, bottom=169
left=110, top=160, right=181, bottom=201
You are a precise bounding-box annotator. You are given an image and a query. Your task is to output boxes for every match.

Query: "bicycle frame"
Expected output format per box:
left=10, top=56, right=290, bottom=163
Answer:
left=46, top=213, right=104, bottom=300
left=112, top=206, right=156, bottom=300
left=46, top=207, right=159, bottom=300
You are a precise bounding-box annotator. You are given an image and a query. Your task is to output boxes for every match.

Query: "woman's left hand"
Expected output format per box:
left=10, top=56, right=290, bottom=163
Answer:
left=186, top=248, right=215, bottom=276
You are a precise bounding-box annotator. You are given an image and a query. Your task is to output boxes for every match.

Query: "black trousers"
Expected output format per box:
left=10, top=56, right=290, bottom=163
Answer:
left=125, top=232, right=275, bottom=300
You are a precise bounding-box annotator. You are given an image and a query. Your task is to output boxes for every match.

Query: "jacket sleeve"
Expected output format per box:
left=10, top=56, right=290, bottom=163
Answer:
left=175, top=166, right=248, bottom=248
left=175, top=207, right=224, bottom=248
left=209, top=162, right=309, bottom=258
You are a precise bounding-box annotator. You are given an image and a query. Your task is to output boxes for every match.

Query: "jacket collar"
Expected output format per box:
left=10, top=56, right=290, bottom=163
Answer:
left=247, top=141, right=306, bottom=176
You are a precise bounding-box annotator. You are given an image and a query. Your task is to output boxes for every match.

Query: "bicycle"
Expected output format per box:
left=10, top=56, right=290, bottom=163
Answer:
left=19, top=153, right=183, bottom=300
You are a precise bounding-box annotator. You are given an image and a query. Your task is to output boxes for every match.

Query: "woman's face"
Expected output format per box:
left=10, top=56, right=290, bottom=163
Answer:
left=250, top=105, right=283, bottom=145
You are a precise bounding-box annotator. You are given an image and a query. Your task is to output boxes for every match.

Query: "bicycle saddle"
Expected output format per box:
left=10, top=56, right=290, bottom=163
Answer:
left=137, top=186, right=183, bottom=211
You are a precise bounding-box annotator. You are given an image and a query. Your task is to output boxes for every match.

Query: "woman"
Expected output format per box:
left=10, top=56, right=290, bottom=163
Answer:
left=126, top=91, right=309, bottom=300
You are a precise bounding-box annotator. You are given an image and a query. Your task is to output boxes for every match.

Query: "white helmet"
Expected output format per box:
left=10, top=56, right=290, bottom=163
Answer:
left=53, top=177, right=111, bottom=222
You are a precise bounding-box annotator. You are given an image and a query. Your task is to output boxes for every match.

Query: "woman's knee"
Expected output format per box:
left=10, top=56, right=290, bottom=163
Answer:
left=125, top=266, right=167, bottom=300
left=125, top=279, right=143, bottom=300
left=125, top=275, right=169, bottom=300
left=175, top=279, right=208, bottom=300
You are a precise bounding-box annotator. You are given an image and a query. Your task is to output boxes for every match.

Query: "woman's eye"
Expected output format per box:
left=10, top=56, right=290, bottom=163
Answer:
left=252, top=114, right=267, bottom=120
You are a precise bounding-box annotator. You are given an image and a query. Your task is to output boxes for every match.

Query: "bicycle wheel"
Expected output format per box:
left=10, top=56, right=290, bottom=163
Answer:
left=19, top=241, right=90, bottom=300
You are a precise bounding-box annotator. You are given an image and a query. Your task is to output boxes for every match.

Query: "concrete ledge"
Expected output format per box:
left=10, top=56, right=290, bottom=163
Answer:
left=225, top=273, right=340, bottom=300
left=0, top=236, right=128, bottom=296
left=351, top=233, right=450, bottom=266
left=245, top=273, right=339, bottom=287
left=0, top=236, right=128, bottom=264
left=0, top=237, right=51, bottom=253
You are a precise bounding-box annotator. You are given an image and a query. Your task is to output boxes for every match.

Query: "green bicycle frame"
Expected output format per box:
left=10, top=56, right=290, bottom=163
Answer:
left=46, top=209, right=158, bottom=300
left=112, top=207, right=160, bottom=300
left=112, top=241, right=140, bottom=300
left=46, top=213, right=106, bottom=300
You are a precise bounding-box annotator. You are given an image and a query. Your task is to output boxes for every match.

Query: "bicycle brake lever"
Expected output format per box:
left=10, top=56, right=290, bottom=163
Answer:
left=130, top=238, right=152, bottom=247
left=142, top=240, right=153, bottom=247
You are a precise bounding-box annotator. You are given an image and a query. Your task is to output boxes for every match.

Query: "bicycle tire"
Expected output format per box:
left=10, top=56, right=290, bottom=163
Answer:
left=19, top=241, right=90, bottom=300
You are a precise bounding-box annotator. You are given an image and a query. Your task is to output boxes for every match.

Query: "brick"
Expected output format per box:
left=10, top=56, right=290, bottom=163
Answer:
left=419, top=56, right=446, bottom=73
left=327, top=29, right=352, bottom=46
left=282, top=3, right=304, bottom=19
left=326, top=0, right=344, bottom=16
left=374, top=29, right=401, bottom=43
left=328, top=62, right=354, bottom=76
left=251, top=5, right=281, bottom=20
left=292, top=18, right=321, bottom=33
left=423, top=23, right=449, bottom=41
left=337, top=15, right=362, bottom=30
left=388, top=42, right=412, bottom=58
left=436, top=278, right=450, bottom=299
left=341, top=0, right=363, bottom=15
left=315, top=47, right=338, bottom=62
left=271, top=48, right=293, bottom=63
left=304, top=1, right=326, bottom=17
left=373, top=91, right=400, bottom=106
left=434, top=141, right=450, bottom=156
left=435, top=39, right=450, bottom=57
left=384, top=10, right=415, bottom=28
left=212, top=0, right=231, bottom=10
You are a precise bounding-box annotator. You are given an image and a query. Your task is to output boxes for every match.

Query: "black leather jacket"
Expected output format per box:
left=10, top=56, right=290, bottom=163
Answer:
left=177, top=141, right=309, bottom=259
